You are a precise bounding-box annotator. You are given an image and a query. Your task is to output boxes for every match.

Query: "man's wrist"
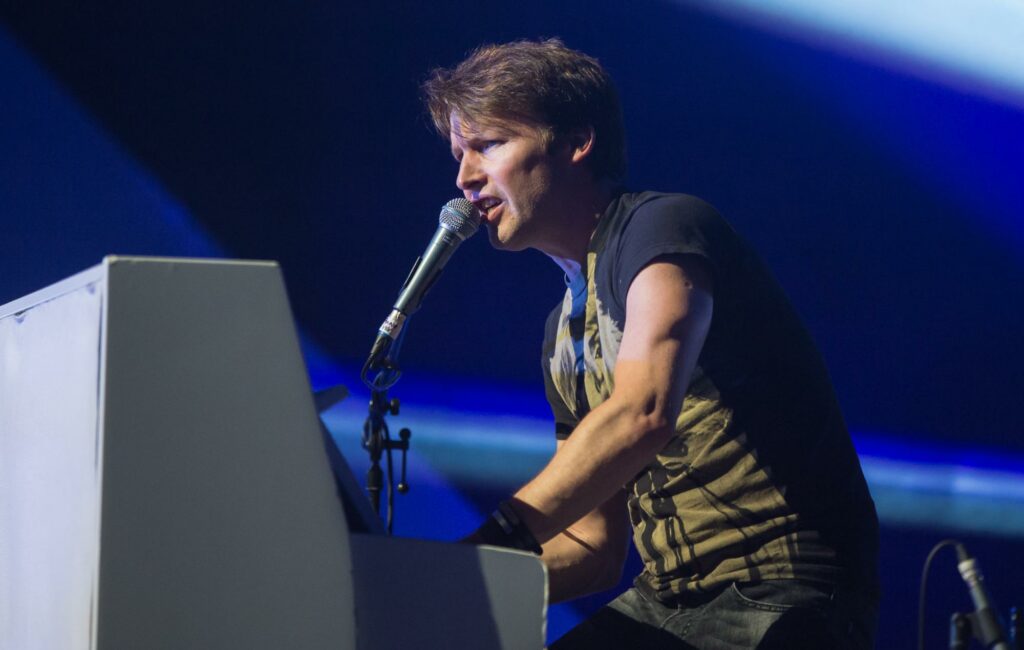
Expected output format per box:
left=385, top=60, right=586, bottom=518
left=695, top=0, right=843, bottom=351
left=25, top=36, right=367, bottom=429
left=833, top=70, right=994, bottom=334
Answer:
left=473, top=499, right=543, bottom=555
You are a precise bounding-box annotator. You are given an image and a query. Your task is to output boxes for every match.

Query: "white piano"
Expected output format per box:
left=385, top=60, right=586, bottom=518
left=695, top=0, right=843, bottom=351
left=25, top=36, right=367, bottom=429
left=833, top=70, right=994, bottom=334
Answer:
left=0, top=257, right=546, bottom=650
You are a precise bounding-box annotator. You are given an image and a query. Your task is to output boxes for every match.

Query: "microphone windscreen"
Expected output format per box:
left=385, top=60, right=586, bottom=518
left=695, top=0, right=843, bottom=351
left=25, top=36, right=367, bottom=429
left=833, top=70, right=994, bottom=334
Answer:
left=440, top=198, right=481, bottom=240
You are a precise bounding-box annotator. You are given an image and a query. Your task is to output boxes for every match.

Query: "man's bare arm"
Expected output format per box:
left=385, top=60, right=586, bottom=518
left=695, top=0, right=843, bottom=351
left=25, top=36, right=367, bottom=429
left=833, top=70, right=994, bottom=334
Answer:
left=511, top=256, right=713, bottom=544
left=540, top=472, right=630, bottom=603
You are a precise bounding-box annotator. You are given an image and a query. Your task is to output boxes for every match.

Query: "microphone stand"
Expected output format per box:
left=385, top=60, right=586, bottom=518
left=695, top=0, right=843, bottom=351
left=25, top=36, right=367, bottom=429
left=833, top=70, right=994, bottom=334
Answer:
left=356, top=197, right=478, bottom=534
left=361, top=329, right=411, bottom=534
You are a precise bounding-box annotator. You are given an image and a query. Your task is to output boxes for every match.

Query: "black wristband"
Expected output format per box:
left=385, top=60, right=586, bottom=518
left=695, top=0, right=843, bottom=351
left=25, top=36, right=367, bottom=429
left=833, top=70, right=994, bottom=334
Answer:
left=475, top=500, right=543, bottom=555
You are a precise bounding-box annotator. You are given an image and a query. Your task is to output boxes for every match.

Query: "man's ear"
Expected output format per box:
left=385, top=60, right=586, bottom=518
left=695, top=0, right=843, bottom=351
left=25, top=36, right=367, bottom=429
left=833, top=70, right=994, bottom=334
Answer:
left=567, top=126, right=597, bottom=164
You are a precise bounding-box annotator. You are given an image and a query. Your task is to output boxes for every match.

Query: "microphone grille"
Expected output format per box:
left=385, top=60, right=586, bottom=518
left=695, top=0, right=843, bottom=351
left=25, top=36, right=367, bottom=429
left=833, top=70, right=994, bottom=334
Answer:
left=439, top=197, right=481, bottom=240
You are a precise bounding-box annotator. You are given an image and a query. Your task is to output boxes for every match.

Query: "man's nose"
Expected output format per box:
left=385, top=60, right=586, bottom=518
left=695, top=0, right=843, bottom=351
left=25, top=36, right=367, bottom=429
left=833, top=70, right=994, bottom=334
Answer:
left=456, top=154, right=484, bottom=192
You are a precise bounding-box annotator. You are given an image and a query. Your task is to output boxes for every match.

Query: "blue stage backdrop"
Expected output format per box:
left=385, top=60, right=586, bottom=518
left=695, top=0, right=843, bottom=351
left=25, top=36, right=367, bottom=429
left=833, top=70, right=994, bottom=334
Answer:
left=2, top=2, right=1023, bottom=647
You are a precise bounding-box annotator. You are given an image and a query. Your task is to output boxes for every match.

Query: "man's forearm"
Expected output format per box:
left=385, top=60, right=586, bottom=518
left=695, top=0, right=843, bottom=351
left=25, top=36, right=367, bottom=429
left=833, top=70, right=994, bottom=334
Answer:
left=512, top=369, right=677, bottom=544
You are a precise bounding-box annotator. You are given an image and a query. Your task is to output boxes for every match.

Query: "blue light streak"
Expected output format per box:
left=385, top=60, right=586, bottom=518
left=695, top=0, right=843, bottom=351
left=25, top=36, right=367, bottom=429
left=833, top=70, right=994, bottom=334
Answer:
left=678, top=0, right=1024, bottom=108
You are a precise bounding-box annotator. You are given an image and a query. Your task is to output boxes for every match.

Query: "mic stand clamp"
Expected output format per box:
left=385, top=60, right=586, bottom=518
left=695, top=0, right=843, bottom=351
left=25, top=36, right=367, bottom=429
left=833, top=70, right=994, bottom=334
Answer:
left=949, top=612, right=969, bottom=650
left=947, top=610, right=1015, bottom=650
left=361, top=378, right=412, bottom=533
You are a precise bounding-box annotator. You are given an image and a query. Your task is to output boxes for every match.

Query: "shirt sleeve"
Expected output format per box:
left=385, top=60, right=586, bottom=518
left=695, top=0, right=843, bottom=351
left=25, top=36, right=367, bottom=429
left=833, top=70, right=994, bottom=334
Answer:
left=612, top=194, right=731, bottom=311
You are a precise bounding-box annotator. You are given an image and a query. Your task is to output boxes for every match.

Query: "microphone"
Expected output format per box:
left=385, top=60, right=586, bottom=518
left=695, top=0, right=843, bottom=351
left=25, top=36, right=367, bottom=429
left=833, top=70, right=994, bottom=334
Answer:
left=956, top=543, right=1011, bottom=649
left=363, top=197, right=480, bottom=389
left=376, top=197, right=480, bottom=341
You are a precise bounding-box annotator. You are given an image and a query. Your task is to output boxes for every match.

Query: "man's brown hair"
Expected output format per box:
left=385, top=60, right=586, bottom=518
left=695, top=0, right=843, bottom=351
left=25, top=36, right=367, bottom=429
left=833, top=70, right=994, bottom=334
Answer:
left=422, top=38, right=626, bottom=183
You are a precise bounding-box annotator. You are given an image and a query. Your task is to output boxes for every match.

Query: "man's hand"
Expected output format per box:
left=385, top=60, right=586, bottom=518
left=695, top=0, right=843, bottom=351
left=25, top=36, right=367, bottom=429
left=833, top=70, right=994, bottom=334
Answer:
left=460, top=488, right=630, bottom=603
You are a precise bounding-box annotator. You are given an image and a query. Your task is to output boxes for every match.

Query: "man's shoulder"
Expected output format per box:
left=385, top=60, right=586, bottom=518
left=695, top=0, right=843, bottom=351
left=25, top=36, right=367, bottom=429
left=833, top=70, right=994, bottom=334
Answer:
left=600, top=191, right=732, bottom=256
left=613, top=191, right=723, bottom=225
left=595, top=191, right=739, bottom=309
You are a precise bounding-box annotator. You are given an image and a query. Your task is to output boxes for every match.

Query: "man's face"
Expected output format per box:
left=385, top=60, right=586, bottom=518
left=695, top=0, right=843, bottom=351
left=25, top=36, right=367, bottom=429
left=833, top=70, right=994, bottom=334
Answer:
left=450, top=113, right=571, bottom=253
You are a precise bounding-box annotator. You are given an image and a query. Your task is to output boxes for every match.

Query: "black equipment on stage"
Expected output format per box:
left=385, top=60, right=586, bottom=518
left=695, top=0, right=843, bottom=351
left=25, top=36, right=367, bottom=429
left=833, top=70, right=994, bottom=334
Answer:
left=919, top=539, right=1018, bottom=650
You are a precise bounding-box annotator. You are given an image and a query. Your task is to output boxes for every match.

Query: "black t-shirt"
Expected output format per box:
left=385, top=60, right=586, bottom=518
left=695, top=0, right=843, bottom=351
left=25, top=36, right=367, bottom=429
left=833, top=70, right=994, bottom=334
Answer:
left=542, top=191, right=879, bottom=600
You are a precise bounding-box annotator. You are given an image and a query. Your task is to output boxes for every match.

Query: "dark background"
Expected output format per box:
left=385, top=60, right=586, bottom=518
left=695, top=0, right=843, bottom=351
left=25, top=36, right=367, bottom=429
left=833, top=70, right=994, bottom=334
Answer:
left=2, top=2, right=1022, bottom=647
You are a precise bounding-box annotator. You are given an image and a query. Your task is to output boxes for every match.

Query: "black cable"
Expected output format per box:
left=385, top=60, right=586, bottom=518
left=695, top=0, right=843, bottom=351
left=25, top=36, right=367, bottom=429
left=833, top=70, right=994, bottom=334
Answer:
left=385, top=422, right=396, bottom=535
left=919, top=538, right=964, bottom=650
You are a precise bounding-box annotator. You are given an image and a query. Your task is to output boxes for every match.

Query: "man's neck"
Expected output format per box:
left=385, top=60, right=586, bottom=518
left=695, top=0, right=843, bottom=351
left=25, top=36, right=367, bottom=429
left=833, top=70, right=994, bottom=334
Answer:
left=547, top=254, right=583, bottom=281
left=539, top=183, right=614, bottom=268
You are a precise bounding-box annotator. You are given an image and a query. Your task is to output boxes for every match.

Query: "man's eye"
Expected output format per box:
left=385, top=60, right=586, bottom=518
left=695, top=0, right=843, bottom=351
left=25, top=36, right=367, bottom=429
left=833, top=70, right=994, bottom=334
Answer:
left=481, top=140, right=502, bottom=152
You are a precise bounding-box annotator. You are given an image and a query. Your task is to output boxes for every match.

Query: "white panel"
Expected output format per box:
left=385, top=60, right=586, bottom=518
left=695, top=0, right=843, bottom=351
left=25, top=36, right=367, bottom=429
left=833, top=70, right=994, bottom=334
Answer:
left=94, top=257, right=356, bottom=650
left=0, top=276, right=105, bottom=650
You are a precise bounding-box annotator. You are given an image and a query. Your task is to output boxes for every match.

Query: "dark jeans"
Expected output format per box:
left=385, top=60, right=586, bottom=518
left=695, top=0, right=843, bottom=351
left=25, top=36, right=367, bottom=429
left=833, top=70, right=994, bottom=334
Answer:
left=550, top=580, right=878, bottom=650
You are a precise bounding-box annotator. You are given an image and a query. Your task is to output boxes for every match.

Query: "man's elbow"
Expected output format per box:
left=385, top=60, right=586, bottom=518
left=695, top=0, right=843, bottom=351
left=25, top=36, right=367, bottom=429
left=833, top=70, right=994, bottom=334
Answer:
left=617, top=396, right=679, bottom=449
left=608, top=364, right=685, bottom=447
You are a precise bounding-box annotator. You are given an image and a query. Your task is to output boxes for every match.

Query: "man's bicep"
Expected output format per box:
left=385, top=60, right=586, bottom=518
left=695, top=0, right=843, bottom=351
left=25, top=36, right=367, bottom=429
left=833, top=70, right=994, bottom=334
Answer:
left=614, top=254, right=714, bottom=422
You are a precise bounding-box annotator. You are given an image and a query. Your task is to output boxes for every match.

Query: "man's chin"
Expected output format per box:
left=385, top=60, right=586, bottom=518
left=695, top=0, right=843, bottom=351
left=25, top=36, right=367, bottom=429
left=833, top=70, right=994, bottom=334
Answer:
left=487, top=235, right=528, bottom=253
left=485, top=226, right=520, bottom=252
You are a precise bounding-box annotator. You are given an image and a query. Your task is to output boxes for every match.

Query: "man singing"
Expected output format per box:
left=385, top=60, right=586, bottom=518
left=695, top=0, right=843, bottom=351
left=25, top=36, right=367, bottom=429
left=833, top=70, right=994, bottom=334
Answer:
left=422, top=39, right=879, bottom=649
